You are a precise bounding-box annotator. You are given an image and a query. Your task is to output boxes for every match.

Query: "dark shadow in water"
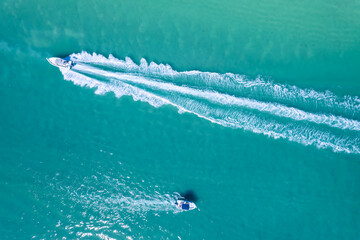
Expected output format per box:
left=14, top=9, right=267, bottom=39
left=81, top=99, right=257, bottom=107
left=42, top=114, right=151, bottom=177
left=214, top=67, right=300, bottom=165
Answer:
left=179, top=190, right=198, bottom=203
left=55, top=54, right=71, bottom=59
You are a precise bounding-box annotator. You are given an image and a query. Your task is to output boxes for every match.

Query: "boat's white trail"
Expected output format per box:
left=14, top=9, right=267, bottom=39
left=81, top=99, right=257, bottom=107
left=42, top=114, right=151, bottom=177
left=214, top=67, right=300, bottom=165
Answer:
left=71, top=52, right=360, bottom=119
left=65, top=176, right=180, bottom=214
left=74, top=63, right=360, bottom=132
left=69, top=188, right=179, bottom=213
left=50, top=175, right=180, bottom=238
left=58, top=52, right=360, bottom=154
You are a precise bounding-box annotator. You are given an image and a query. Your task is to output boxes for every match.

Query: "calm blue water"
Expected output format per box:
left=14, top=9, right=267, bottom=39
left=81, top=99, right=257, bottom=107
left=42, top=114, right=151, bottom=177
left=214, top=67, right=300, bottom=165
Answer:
left=1, top=0, right=360, bottom=239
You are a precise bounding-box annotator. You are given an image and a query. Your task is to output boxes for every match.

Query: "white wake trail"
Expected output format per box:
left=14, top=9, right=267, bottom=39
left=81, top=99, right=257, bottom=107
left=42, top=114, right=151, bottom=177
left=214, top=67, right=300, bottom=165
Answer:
left=57, top=53, right=360, bottom=154
left=75, top=63, right=360, bottom=132
left=71, top=52, right=360, bottom=118
left=66, top=176, right=181, bottom=213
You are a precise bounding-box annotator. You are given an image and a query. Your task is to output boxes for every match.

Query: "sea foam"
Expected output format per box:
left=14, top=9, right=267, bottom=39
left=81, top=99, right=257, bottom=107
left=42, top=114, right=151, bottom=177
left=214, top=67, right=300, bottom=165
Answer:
left=59, top=52, right=360, bottom=154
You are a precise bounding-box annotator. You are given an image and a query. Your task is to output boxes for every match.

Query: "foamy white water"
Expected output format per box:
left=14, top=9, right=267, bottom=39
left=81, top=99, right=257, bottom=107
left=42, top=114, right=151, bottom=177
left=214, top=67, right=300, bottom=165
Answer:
left=58, top=52, right=360, bottom=154
left=68, top=185, right=179, bottom=213
left=74, top=63, right=360, bottom=131
left=51, top=175, right=182, bottom=239
left=71, top=52, right=360, bottom=118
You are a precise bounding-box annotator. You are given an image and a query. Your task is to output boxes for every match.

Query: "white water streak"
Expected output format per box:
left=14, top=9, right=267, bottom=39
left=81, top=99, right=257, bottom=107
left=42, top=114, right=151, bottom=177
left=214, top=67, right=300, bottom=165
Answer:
left=76, top=63, right=360, bottom=132
left=58, top=52, right=360, bottom=154
left=66, top=176, right=180, bottom=213
left=71, top=52, right=360, bottom=117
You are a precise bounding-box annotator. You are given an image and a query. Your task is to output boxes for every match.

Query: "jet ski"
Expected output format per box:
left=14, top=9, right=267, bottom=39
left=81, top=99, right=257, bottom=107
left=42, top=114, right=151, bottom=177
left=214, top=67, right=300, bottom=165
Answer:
left=176, top=200, right=197, bottom=211
left=46, top=57, right=74, bottom=69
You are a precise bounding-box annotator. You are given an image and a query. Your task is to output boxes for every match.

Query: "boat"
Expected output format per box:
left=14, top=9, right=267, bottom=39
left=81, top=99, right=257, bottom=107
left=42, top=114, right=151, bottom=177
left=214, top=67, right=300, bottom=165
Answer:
left=176, top=199, right=197, bottom=211
left=46, top=57, right=74, bottom=69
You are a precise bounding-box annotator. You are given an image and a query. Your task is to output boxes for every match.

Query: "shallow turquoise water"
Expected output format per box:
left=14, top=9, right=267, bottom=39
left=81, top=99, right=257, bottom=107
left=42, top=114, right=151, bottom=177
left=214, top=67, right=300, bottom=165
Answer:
left=1, top=0, right=360, bottom=239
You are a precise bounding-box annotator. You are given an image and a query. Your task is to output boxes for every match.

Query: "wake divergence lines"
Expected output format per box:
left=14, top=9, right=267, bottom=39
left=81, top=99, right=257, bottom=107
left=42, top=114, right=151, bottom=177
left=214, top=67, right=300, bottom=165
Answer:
left=59, top=52, right=360, bottom=154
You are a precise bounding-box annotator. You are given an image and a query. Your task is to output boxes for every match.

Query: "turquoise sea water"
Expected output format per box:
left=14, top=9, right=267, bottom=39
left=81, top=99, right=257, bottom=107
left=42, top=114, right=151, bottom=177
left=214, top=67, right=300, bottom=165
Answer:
left=1, top=0, right=360, bottom=239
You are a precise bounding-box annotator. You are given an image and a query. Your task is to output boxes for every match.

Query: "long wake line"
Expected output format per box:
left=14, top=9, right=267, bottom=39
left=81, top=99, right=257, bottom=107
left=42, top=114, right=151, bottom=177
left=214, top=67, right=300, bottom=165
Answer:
left=75, top=64, right=360, bottom=131
left=58, top=52, right=360, bottom=154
